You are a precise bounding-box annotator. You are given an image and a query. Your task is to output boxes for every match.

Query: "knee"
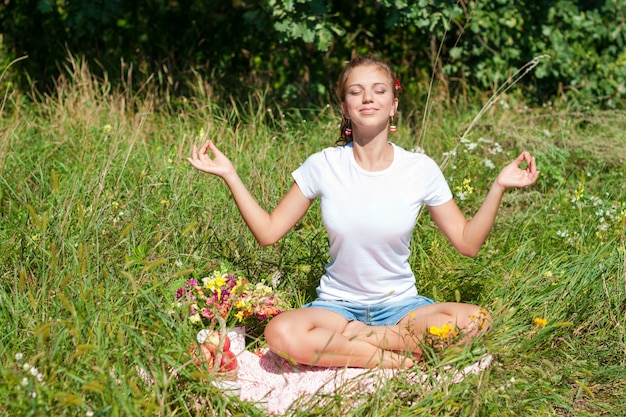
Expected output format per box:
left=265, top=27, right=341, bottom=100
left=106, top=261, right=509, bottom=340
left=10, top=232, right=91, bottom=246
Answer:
left=264, top=314, right=292, bottom=353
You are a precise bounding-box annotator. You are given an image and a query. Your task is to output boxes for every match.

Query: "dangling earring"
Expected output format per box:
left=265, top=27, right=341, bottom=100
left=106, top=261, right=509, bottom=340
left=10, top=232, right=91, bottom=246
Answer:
left=345, top=127, right=352, bottom=136
left=389, top=118, right=397, bottom=133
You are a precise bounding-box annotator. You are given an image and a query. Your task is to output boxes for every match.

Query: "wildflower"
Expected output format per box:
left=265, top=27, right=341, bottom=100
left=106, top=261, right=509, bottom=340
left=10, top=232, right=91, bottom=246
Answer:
left=103, top=124, right=113, bottom=133
left=483, top=158, right=496, bottom=169
left=455, top=178, right=474, bottom=201
left=15, top=352, right=23, bottom=361
left=556, top=229, right=569, bottom=238
left=489, top=142, right=503, bottom=155
left=533, top=318, right=548, bottom=327
left=429, top=324, right=457, bottom=339
left=176, top=268, right=285, bottom=329
left=160, top=199, right=170, bottom=206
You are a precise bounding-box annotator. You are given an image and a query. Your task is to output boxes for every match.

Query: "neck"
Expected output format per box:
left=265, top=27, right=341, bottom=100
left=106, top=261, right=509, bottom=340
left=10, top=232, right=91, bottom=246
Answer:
left=351, top=135, right=393, bottom=171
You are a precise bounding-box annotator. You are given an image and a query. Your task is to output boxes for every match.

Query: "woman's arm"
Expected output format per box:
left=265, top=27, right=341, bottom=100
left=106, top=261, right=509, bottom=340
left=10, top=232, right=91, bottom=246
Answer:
left=427, top=151, right=539, bottom=257
left=188, top=140, right=312, bottom=246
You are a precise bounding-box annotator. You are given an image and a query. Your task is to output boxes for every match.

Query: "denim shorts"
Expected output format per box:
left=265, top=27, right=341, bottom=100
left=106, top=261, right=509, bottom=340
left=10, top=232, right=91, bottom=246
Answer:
left=302, top=295, right=435, bottom=326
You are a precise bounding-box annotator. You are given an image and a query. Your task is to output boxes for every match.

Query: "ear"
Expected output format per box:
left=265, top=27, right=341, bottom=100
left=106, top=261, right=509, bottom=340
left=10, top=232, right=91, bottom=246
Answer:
left=389, top=98, right=399, bottom=118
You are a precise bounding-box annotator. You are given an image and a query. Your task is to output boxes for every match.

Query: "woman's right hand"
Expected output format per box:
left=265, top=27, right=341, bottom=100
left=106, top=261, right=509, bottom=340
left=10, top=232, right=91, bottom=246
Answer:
left=187, top=140, right=235, bottom=179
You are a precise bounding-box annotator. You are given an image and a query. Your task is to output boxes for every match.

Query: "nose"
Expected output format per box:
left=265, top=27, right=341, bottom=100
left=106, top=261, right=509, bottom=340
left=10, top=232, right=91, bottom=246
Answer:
left=362, top=88, right=373, bottom=103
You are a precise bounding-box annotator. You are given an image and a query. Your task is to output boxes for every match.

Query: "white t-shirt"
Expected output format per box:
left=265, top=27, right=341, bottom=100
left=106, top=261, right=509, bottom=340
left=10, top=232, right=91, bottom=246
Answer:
left=292, top=142, right=453, bottom=304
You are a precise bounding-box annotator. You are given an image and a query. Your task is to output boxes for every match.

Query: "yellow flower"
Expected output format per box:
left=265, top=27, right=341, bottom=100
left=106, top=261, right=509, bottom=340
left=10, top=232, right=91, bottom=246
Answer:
left=203, top=275, right=226, bottom=291
left=441, top=324, right=457, bottom=338
left=189, top=313, right=201, bottom=324
left=533, top=318, right=548, bottom=327
left=429, top=324, right=457, bottom=339
left=429, top=326, right=443, bottom=338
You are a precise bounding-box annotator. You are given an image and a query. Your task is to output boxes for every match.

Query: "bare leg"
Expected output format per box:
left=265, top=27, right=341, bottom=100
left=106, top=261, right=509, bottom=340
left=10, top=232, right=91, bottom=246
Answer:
left=264, top=308, right=413, bottom=369
left=343, top=303, right=492, bottom=357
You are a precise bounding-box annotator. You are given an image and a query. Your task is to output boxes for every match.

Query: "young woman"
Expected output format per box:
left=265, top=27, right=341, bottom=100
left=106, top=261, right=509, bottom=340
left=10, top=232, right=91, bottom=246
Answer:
left=188, top=56, right=539, bottom=369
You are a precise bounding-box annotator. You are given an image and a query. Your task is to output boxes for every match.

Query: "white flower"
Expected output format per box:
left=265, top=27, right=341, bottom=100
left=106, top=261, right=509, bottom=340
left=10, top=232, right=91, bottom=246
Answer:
left=483, top=158, right=496, bottom=169
left=15, top=352, right=23, bottom=361
left=489, top=142, right=503, bottom=155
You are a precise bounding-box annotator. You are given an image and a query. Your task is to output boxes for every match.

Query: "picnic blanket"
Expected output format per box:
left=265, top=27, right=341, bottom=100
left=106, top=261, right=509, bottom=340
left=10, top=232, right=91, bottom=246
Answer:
left=138, top=328, right=493, bottom=415
left=223, top=329, right=493, bottom=414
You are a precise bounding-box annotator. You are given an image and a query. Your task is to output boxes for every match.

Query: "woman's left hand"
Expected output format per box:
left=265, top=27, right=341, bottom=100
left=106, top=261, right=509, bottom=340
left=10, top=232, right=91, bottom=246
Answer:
left=495, top=151, right=539, bottom=190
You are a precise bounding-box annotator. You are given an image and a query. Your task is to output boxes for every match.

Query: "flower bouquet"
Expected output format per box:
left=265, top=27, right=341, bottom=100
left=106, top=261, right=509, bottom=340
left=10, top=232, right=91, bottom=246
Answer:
left=175, top=267, right=286, bottom=377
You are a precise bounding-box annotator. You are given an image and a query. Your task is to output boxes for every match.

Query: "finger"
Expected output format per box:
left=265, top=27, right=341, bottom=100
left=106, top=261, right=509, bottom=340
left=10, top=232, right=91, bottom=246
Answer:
left=187, top=157, right=197, bottom=167
left=510, top=152, right=525, bottom=168
left=189, top=144, right=198, bottom=161
left=529, top=156, right=536, bottom=173
left=198, top=140, right=212, bottom=157
left=207, top=140, right=224, bottom=158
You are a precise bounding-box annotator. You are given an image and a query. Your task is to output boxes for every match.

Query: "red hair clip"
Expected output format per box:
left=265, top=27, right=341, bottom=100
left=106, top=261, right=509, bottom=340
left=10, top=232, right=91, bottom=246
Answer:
left=394, top=77, right=402, bottom=93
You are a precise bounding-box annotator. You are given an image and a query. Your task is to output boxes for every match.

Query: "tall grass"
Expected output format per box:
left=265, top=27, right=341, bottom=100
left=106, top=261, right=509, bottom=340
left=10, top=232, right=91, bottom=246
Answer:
left=1, top=59, right=625, bottom=416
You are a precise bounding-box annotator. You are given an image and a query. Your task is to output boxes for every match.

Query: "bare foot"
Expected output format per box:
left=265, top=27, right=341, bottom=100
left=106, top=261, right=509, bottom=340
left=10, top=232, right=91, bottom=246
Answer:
left=379, top=350, right=414, bottom=369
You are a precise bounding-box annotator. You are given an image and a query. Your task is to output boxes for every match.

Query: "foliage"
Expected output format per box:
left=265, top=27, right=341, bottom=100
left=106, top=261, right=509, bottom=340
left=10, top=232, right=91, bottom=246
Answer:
left=1, top=1, right=625, bottom=108
left=0, top=59, right=625, bottom=416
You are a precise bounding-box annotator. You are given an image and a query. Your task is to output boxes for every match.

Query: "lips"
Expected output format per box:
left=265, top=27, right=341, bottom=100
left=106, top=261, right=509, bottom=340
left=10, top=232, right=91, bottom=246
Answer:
left=359, top=108, right=378, bottom=115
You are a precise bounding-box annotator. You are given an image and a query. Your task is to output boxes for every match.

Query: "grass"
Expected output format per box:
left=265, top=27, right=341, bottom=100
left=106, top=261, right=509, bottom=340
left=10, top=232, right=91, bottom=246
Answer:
left=1, top=59, right=625, bottom=416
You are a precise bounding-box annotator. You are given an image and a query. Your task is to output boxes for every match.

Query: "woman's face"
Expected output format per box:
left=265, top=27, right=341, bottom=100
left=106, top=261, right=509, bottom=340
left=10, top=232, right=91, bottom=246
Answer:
left=342, top=64, right=398, bottom=134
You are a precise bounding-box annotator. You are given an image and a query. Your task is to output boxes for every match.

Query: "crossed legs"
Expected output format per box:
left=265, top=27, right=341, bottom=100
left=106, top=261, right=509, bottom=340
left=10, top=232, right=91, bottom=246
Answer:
left=264, top=302, right=491, bottom=369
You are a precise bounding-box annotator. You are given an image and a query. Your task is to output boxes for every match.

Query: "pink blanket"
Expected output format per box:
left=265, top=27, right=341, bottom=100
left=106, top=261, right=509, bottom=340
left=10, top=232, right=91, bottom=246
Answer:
left=226, top=332, right=493, bottom=414
left=139, top=329, right=493, bottom=415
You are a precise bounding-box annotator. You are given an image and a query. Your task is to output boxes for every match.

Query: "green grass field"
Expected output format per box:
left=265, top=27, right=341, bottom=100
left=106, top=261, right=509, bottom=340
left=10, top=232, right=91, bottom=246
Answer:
left=1, top=62, right=625, bottom=416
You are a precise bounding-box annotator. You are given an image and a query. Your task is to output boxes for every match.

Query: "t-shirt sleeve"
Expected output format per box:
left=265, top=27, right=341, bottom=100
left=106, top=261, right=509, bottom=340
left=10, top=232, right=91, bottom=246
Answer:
left=291, top=153, right=323, bottom=200
left=422, top=157, right=453, bottom=206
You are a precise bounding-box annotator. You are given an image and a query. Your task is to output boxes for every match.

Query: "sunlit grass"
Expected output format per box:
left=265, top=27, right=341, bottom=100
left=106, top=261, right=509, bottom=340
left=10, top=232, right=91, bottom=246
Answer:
left=1, top=59, right=625, bottom=416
